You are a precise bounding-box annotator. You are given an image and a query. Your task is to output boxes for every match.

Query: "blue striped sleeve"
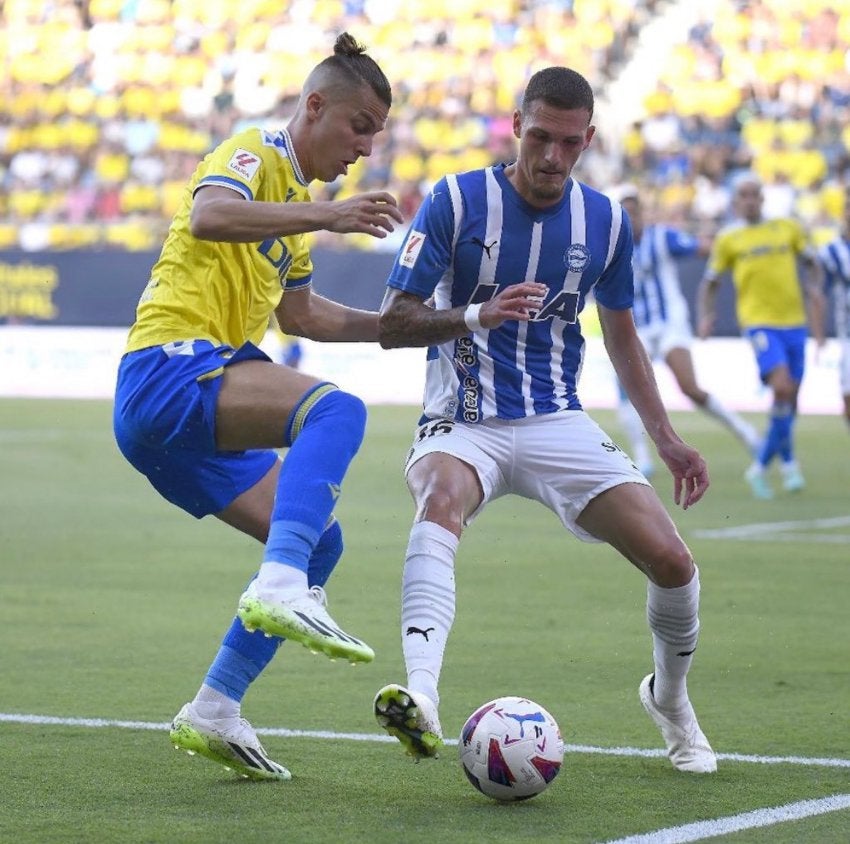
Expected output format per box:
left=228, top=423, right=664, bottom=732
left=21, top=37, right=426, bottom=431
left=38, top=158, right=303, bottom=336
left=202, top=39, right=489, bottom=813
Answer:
left=194, top=176, right=254, bottom=202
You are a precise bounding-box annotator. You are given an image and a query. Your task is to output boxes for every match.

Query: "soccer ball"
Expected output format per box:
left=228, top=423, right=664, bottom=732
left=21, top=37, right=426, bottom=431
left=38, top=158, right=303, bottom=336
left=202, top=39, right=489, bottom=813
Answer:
left=458, top=696, right=564, bottom=801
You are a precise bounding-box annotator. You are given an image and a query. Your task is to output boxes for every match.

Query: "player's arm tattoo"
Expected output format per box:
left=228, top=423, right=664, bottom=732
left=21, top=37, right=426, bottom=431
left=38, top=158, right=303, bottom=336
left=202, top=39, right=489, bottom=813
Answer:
left=378, top=289, right=469, bottom=348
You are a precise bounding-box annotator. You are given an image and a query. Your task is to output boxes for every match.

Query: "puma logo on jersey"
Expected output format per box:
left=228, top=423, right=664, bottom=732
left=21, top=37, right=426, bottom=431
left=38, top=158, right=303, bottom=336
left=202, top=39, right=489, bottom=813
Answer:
left=472, top=237, right=498, bottom=259
left=406, top=625, right=435, bottom=640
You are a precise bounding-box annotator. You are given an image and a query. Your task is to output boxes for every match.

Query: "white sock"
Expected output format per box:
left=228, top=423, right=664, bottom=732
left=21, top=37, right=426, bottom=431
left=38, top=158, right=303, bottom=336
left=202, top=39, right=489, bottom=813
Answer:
left=703, top=394, right=760, bottom=452
left=193, top=684, right=239, bottom=720
left=255, top=561, right=308, bottom=598
left=617, top=397, right=652, bottom=469
left=646, top=566, right=701, bottom=713
left=401, top=521, right=458, bottom=707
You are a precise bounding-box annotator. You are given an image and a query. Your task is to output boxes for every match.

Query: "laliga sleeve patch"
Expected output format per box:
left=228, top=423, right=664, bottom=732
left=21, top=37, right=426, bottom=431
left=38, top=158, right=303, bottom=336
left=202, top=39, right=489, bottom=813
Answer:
left=400, top=229, right=426, bottom=269
left=227, top=148, right=262, bottom=181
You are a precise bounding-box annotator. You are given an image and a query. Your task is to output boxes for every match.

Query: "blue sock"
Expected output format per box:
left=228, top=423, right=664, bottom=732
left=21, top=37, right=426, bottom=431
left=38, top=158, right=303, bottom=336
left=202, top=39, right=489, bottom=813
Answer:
left=204, top=618, right=281, bottom=702
left=779, top=411, right=796, bottom=462
left=759, top=401, right=793, bottom=467
left=264, top=385, right=366, bottom=573
left=308, top=518, right=344, bottom=587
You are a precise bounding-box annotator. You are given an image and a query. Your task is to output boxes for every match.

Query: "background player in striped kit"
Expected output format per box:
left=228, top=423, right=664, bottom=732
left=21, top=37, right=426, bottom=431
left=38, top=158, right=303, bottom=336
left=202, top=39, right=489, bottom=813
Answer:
left=613, top=187, right=760, bottom=478
left=373, top=66, right=717, bottom=774
left=816, top=184, right=850, bottom=430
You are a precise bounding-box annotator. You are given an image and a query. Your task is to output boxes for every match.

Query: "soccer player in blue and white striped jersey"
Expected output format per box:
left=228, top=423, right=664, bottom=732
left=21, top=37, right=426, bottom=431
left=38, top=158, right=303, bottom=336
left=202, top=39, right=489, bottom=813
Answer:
left=615, top=189, right=760, bottom=477
left=372, top=67, right=717, bottom=774
left=817, top=186, right=850, bottom=429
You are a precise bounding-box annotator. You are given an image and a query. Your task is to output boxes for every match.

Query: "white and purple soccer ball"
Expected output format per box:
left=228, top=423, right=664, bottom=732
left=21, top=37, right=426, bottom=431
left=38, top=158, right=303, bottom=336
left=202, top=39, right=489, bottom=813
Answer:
left=459, top=696, right=564, bottom=801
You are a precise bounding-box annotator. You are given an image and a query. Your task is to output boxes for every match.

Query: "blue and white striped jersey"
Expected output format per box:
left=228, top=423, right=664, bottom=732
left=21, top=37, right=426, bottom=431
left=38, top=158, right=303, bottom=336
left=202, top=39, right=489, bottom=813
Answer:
left=817, top=235, right=850, bottom=342
left=386, top=163, right=634, bottom=422
left=630, top=225, right=698, bottom=330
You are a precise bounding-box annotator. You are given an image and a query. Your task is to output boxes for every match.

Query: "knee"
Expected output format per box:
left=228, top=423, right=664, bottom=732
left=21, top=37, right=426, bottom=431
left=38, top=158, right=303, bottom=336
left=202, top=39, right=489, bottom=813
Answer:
left=332, top=390, right=367, bottom=442
left=415, top=486, right=467, bottom=535
left=643, top=537, right=694, bottom=588
left=771, top=375, right=797, bottom=405
left=773, top=389, right=794, bottom=407
left=303, top=388, right=367, bottom=450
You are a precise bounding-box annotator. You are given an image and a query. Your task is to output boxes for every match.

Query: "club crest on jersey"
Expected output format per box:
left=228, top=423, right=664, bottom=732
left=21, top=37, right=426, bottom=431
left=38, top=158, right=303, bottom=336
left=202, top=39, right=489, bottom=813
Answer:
left=227, top=148, right=261, bottom=181
left=564, top=243, right=590, bottom=272
left=400, top=229, right=426, bottom=269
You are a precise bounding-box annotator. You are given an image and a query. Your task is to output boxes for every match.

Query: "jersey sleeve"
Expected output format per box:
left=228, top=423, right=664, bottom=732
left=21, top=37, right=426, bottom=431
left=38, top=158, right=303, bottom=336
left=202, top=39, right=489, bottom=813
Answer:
left=788, top=219, right=814, bottom=259
left=705, top=230, right=732, bottom=277
left=282, top=238, right=314, bottom=291
left=386, top=178, right=457, bottom=299
left=194, top=131, right=265, bottom=201
left=593, top=206, right=634, bottom=311
left=666, top=227, right=698, bottom=257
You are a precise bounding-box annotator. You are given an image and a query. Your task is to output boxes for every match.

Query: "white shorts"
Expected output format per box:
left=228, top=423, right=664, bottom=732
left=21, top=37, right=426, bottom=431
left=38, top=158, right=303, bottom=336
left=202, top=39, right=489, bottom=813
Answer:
left=638, top=314, right=693, bottom=361
left=404, top=411, right=650, bottom=542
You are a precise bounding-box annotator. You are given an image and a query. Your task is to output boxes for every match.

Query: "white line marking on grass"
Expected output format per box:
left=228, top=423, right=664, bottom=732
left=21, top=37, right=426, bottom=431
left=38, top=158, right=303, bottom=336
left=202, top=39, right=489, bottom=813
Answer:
left=0, top=429, right=107, bottom=443
left=2, top=713, right=849, bottom=769
left=694, top=515, right=850, bottom=544
left=601, top=794, right=850, bottom=844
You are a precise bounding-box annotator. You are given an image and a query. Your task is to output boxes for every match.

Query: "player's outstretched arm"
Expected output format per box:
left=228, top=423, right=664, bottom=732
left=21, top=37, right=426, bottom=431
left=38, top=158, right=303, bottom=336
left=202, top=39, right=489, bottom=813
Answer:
left=696, top=273, right=721, bottom=339
left=275, top=288, right=379, bottom=343
left=190, top=186, right=403, bottom=243
left=378, top=283, right=547, bottom=349
left=599, top=304, right=709, bottom=509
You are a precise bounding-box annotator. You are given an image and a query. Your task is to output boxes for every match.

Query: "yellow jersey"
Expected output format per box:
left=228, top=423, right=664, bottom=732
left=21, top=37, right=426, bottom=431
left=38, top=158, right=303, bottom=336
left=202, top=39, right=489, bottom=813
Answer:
left=706, top=218, right=810, bottom=328
left=125, top=128, right=313, bottom=353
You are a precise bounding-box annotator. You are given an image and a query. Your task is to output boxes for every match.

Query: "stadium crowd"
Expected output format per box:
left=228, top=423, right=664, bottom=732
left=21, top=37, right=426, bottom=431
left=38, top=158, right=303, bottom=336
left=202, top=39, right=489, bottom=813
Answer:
left=1, top=0, right=849, bottom=252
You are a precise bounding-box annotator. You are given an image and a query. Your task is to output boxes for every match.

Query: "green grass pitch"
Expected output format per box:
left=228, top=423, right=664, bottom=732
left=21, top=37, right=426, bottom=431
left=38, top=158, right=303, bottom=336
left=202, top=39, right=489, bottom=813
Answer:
left=0, top=399, right=848, bottom=843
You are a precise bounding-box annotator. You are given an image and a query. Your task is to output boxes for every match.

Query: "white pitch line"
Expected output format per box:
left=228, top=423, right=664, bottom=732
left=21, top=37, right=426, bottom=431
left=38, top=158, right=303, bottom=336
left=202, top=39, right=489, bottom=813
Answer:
left=2, top=713, right=849, bottom=769
left=601, top=794, right=850, bottom=844
left=694, top=515, right=850, bottom=543
left=0, top=429, right=108, bottom=443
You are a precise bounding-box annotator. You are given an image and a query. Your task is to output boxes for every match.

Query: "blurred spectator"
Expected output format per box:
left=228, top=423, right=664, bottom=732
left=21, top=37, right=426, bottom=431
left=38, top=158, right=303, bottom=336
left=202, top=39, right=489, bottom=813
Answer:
left=1, top=0, right=849, bottom=251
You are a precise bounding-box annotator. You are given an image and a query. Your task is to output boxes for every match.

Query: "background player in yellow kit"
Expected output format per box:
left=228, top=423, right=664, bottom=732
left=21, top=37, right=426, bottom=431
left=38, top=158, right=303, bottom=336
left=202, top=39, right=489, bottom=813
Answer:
left=113, top=33, right=403, bottom=780
left=698, top=172, right=824, bottom=499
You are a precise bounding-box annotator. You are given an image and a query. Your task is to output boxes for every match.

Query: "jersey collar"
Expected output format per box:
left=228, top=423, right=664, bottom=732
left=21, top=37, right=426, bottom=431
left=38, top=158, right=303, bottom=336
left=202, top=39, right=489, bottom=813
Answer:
left=282, top=128, right=308, bottom=186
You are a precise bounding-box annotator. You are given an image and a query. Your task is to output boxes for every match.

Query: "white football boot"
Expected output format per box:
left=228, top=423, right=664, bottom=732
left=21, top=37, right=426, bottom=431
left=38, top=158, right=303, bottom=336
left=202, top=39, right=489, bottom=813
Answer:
left=374, top=683, right=443, bottom=760
left=238, top=580, right=374, bottom=664
left=744, top=463, right=774, bottom=500
left=170, top=702, right=291, bottom=781
left=639, top=674, right=717, bottom=773
left=780, top=461, right=805, bottom=493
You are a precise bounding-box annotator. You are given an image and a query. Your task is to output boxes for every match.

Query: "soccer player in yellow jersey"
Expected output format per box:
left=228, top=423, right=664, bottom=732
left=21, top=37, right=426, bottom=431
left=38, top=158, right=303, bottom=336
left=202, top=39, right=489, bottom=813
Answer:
left=113, top=33, right=404, bottom=781
left=698, top=173, right=824, bottom=500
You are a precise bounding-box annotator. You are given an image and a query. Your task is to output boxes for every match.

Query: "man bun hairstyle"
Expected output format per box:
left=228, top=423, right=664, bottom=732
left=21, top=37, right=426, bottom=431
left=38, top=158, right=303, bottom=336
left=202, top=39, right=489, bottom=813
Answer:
left=522, top=66, right=594, bottom=118
left=314, top=31, right=392, bottom=107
